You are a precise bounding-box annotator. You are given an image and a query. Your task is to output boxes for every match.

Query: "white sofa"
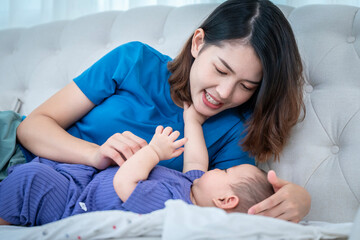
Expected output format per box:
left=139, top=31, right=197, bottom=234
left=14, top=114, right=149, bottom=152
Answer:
left=0, top=3, right=359, bottom=224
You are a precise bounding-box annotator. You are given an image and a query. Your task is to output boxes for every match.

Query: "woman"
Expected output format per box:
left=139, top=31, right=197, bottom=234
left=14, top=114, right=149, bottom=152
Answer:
left=11, top=0, right=309, bottom=222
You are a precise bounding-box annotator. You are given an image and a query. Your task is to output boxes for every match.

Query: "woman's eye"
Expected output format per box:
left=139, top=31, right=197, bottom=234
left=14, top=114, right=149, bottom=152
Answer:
left=241, top=84, right=252, bottom=91
left=215, top=67, right=227, bottom=75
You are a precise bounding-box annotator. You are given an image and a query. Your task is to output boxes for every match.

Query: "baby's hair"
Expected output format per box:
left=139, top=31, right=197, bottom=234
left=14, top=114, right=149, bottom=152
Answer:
left=230, top=169, right=274, bottom=213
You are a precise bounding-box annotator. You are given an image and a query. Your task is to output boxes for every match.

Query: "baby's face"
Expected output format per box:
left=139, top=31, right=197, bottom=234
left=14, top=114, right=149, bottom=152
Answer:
left=192, top=164, right=261, bottom=206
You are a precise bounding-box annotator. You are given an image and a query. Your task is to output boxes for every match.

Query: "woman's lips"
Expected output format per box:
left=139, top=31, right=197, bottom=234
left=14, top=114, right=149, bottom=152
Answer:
left=202, top=91, right=223, bottom=109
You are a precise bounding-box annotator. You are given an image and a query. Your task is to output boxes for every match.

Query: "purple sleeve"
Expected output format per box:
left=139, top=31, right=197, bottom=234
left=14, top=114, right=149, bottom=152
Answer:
left=184, top=170, right=205, bottom=180
left=121, top=169, right=204, bottom=214
left=121, top=180, right=172, bottom=214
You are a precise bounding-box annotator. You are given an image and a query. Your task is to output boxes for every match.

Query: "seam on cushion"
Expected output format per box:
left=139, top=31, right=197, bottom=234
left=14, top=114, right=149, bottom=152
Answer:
left=26, top=21, right=67, bottom=86
left=337, top=109, right=360, bottom=203
left=308, top=43, right=341, bottom=82
left=302, top=92, right=333, bottom=188
left=107, top=11, right=124, bottom=45
left=27, top=53, right=64, bottom=86
left=26, top=24, right=66, bottom=87
left=159, top=7, right=173, bottom=40
left=353, top=43, right=360, bottom=59
left=350, top=8, right=359, bottom=36
left=280, top=5, right=295, bottom=20
left=351, top=9, right=360, bottom=58
left=303, top=155, right=330, bottom=188
left=57, top=22, right=68, bottom=81
left=13, top=61, right=22, bottom=87
left=305, top=155, right=360, bottom=204
left=338, top=107, right=360, bottom=140
left=336, top=155, right=360, bottom=203
left=308, top=88, right=335, bottom=145
left=352, top=36, right=360, bottom=59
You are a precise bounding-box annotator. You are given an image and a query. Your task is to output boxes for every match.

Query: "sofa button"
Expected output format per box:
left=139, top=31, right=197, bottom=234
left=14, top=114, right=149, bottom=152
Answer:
left=157, top=37, right=165, bottom=44
left=331, top=145, right=340, bottom=154
left=305, top=84, right=313, bottom=93
left=347, top=36, right=356, bottom=43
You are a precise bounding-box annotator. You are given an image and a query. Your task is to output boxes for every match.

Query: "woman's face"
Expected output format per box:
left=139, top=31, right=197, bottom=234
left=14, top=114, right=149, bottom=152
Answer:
left=189, top=29, right=263, bottom=117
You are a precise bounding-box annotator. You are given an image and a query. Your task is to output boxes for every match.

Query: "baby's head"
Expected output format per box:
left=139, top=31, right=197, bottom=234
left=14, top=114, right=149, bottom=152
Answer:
left=191, top=164, right=274, bottom=213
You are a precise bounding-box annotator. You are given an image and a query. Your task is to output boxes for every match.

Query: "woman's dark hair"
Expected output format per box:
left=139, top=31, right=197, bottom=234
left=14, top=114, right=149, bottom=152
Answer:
left=168, top=0, right=304, bottom=162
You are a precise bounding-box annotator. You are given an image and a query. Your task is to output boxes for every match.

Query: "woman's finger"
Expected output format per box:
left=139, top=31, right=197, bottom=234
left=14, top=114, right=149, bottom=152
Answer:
left=252, top=200, right=285, bottom=219
left=106, top=132, right=147, bottom=161
left=267, top=170, right=289, bottom=192
left=275, top=212, right=300, bottom=223
left=97, top=144, right=126, bottom=167
left=248, top=192, right=283, bottom=215
left=122, top=131, right=148, bottom=149
left=105, top=147, right=126, bottom=166
left=109, top=134, right=137, bottom=160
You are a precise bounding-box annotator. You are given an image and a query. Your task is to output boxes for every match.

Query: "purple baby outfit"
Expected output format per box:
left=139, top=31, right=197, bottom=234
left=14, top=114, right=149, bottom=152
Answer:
left=0, top=157, right=204, bottom=226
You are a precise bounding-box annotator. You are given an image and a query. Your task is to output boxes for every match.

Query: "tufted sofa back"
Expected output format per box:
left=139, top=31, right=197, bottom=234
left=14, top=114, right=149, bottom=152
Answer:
left=258, top=4, right=360, bottom=223
left=0, top=4, right=359, bottom=223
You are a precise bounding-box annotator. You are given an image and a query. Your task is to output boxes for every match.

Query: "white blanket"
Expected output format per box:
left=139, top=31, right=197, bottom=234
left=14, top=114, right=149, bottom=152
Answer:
left=0, top=200, right=352, bottom=240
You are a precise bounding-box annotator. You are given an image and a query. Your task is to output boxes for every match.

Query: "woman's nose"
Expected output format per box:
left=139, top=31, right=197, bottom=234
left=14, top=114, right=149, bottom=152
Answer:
left=216, top=81, right=234, bottom=100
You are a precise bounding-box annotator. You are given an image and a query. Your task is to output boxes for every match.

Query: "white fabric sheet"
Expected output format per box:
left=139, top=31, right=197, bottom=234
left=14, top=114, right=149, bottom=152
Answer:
left=162, top=201, right=352, bottom=240
left=0, top=200, right=352, bottom=240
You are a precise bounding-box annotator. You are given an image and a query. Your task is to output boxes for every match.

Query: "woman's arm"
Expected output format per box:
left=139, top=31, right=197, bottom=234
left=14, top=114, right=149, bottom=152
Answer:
left=182, top=103, right=208, bottom=173
left=114, top=126, right=186, bottom=202
left=247, top=170, right=311, bottom=223
left=17, top=82, right=147, bottom=169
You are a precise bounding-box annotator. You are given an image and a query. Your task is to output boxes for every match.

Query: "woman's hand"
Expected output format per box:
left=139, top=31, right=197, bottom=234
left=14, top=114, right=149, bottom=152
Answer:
left=183, top=102, right=208, bottom=125
left=247, top=170, right=311, bottom=223
left=149, top=126, right=187, bottom=161
left=91, top=131, right=148, bottom=169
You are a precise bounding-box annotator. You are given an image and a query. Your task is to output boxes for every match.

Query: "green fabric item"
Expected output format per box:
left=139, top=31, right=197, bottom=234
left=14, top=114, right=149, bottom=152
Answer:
left=0, top=111, right=26, bottom=180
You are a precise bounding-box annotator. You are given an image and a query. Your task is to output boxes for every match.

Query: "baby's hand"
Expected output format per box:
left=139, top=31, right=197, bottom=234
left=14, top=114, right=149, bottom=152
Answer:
left=149, top=126, right=187, bottom=161
left=183, top=102, right=208, bottom=125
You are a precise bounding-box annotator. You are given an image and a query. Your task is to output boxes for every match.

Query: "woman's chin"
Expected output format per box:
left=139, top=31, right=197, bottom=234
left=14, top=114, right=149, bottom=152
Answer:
left=194, top=105, right=219, bottom=118
left=193, top=96, right=223, bottom=117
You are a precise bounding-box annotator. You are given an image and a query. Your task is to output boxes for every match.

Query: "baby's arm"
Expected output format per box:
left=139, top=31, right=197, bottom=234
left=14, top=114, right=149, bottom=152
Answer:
left=113, top=126, right=187, bottom=202
left=182, top=103, right=208, bottom=173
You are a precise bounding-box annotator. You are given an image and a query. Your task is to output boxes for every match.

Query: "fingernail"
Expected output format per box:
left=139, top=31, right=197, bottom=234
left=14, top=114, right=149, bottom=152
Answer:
left=248, top=208, right=255, bottom=215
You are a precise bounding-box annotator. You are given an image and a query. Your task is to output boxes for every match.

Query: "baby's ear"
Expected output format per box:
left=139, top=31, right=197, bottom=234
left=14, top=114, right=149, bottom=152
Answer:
left=213, top=195, right=239, bottom=210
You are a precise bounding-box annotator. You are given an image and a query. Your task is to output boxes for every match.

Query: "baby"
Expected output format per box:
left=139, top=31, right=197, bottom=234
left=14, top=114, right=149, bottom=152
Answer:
left=0, top=104, right=273, bottom=226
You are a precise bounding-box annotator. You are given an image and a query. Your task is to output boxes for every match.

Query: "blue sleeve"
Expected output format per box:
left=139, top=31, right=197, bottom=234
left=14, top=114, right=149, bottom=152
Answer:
left=73, top=41, right=144, bottom=105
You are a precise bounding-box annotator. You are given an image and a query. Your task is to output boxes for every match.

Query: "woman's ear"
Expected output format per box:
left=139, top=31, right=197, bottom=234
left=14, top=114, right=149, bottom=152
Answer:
left=213, top=195, right=239, bottom=210
left=191, top=28, right=205, bottom=58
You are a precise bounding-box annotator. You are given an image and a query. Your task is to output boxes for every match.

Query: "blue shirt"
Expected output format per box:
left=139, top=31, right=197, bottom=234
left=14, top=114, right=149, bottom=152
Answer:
left=67, top=41, right=254, bottom=171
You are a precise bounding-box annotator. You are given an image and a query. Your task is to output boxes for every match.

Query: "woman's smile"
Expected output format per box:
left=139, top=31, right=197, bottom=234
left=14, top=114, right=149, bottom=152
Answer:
left=202, top=90, right=223, bottom=109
